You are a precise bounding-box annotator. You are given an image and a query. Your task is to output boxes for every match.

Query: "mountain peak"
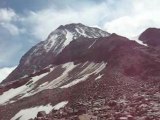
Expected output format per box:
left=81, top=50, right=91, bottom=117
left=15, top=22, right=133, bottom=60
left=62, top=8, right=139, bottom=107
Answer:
left=57, top=23, right=85, bottom=29
left=53, top=23, right=109, bottom=38
left=4, top=23, right=110, bottom=82
left=46, top=23, right=110, bottom=53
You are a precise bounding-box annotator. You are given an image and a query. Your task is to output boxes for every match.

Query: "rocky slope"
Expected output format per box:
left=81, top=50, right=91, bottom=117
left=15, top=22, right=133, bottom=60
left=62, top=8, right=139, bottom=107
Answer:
left=0, top=23, right=160, bottom=120
left=139, top=28, right=160, bottom=47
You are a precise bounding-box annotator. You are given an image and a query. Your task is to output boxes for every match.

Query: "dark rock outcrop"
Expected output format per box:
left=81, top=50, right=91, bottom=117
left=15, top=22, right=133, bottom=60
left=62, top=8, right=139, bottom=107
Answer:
left=139, top=28, right=160, bottom=47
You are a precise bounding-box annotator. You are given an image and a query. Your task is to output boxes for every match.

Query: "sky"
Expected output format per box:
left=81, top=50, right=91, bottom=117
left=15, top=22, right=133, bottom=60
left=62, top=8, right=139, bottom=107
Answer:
left=0, top=66, right=16, bottom=82
left=0, top=0, right=160, bottom=82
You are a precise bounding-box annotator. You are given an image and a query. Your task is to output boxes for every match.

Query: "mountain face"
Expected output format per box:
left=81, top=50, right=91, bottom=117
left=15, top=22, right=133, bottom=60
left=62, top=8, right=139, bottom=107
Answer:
left=0, top=24, right=160, bottom=120
left=3, top=23, right=110, bottom=83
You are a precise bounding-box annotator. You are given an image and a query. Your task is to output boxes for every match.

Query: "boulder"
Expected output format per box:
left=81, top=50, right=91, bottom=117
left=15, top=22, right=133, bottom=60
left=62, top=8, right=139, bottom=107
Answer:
left=37, top=111, right=47, bottom=118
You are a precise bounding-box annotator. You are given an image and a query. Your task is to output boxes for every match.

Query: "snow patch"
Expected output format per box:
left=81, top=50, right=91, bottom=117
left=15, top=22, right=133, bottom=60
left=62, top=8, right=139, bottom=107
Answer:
left=130, top=36, right=148, bottom=47
left=23, top=62, right=77, bottom=97
left=60, top=62, right=107, bottom=88
left=0, top=68, right=53, bottom=104
left=64, top=30, right=73, bottom=47
left=31, top=72, right=49, bottom=84
left=88, top=40, right=97, bottom=48
left=39, top=82, right=48, bottom=87
left=95, top=74, right=103, bottom=80
left=94, top=62, right=107, bottom=74
left=53, top=101, right=68, bottom=110
left=60, top=75, right=89, bottom=88
left=44, top=34, right=58, bottom=52
left=44, top=62, right=77, bottom=89
left=11, top=104, right=53, bottom=120
left=79, top=62, right=106, bottom=75
left=20, top=75, right=28, bottom=79
left=79, top=27, right=88, bottom=37
left=0, top=85, right=27, bottom=105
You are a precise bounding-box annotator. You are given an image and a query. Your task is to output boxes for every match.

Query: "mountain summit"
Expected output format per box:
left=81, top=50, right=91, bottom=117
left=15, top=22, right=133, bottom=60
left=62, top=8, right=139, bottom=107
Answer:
left=43, top=23, right=110, bottom=54
left=4, top=23, right=110, bottom=83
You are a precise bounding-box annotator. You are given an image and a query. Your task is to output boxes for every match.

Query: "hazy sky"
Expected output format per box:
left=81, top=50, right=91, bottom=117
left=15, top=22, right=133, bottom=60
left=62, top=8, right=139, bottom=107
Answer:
left=0, top=0, right=160, bottom=81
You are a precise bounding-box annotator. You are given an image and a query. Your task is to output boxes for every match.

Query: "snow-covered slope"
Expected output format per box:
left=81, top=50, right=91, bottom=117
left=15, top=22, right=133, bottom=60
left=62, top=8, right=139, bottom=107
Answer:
left=0, top=62, right=107, bottom=105
left=43, top=23, right=110, bottom=54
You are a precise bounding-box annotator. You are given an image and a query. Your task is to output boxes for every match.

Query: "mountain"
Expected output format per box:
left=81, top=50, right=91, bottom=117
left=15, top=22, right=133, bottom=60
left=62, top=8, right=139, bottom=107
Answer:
left=3, top=23, right=110, bottom=83
left=0, top=24, right=160, bottom=120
